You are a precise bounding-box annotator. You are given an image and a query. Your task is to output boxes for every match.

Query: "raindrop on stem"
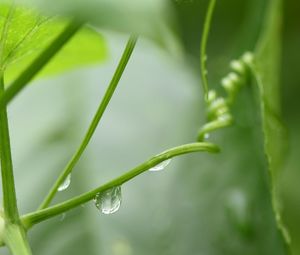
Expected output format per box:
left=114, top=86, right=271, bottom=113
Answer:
left=94, top=186, right=122, bottom=215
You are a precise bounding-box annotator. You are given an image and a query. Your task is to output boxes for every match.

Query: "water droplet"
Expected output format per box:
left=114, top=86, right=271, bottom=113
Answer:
left=57, top=174, right=71, bottom=191
left=94, top=186, right=122, bottom=215
left=149, top=159, right=171, bottom=172
left=204, top=133, right=210, bottom=139
left=60, top=213, right=66, bottom=221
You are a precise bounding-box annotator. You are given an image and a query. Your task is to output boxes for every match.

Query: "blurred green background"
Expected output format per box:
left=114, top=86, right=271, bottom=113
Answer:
left=0, top=0, right=299, bottom=254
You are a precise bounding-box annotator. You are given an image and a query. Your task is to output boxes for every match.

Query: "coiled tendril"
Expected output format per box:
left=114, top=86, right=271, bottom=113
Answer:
left=197, top=52, right=255, bottom=141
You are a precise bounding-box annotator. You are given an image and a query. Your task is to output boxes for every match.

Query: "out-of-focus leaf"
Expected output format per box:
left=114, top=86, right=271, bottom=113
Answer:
left=15, top=0, right=181, bottom=56
left=0, top=3, right=107, bottom=83
left=158, top=0, right=289, bottom=254
left=253, top=0, right=291, bottom=245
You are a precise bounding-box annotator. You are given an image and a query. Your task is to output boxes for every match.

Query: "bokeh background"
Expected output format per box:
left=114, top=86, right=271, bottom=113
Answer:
left=0, top=0, right=299, bottom=254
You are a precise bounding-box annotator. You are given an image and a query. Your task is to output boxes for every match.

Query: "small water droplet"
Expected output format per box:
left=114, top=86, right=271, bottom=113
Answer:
left=94, top=186, right=122, bottom=215
left=204, top=133, right=210, bottom=139
left=60, top=213, right=66, bottom=221
left=57, top=174, right=71, bottom=191
left=149, top=159, right=171, bottom=172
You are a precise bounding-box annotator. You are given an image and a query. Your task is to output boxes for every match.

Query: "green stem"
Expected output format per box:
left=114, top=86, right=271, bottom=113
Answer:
left=0, top=75, right=19, bottom=223
left=197, top=116, right=233, bottom=141
left=23, top=142, right=219, bottom=228
left=38, top=35, right=138, bottom=210
left=200, top=0, right=216, bottom=99
left=0, top=76, right=31, bottom=254
left=3, top=224, right=32, bottom=255
left=0, top=20, right=82, bottom=110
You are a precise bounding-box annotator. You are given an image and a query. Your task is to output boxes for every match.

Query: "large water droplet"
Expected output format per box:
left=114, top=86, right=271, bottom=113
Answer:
left=94, top=186, right=122, bottom=215
left=149, top=159, right=171, bottom=172
left=57, top=174, right=71, bottom=191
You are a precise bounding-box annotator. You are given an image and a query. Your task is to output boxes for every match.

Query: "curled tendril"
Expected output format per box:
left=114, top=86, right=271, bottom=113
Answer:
left=197, top=52, right=255, bottom=141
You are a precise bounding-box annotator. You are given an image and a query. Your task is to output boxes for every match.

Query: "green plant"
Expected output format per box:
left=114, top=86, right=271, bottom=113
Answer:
left=0, top=0, right=293, bottom=254
left=0, top=3, right=219, bottom=254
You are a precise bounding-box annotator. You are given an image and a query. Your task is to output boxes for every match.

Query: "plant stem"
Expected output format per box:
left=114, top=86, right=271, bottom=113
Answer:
left=197, top=116, right=233, bottom=141
left=200, top=0, right=216, bottom=99
left=38, top=35, right=138, bottom=210
left=0, top=20, right=82, bottom=110
left=0, top=75, right=32, bottom=254
left=3, top=224, right=32, bottom=255
left=0, top=75, right=19, bottom=223
left=23, top=142, right=219, bottom=228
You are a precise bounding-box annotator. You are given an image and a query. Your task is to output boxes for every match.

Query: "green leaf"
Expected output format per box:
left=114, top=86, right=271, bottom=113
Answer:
left=165, top=1, right=289, bottom=254
left=253, top=0, right=290, bottom=246
left=16, top=0, right=181, bottom=56
left=0, top=3, right=107, bottom=83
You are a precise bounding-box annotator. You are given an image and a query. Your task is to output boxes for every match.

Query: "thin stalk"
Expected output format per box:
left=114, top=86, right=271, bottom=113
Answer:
left=0, top=75, right=31, bottom=254
left=38, top=35, right=138, bottom=210
left=23, top=142, right=220, bottom=228
left=0, top=75, right=19, bottom=223
left=197, top=116, right=233, bottom=141
left=200, top=0, right=216, bottom=99
left=3, top=224, right=32, bottom=255
left=0, top=20, right=82, bottom=110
